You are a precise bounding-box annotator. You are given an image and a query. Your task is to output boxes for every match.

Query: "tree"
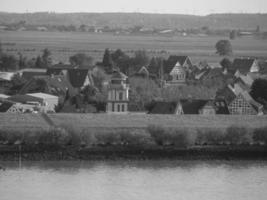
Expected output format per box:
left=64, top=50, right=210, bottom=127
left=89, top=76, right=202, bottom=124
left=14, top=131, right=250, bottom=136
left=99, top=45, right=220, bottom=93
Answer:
left=102, top=48, right=114, bottom=73
left=69, top=53, right=93, bottom=68
left=215, top=40, right=233, bottom=56
left=0, top=54, right=18, bottom=71
left=229, top=30, right=237, bottom=40
left=220, top=58, right=232, bottom=71
left=250, top=79, right=267, bottom=104
left=35, top=56, right=43, bottom=68
left=9, top=74, right=27, bottom=94
left=92, top=68, right=107, bottom=91
left=129, top=77, right=161, bottom=110
left=41, top=48, right=52, bottom=68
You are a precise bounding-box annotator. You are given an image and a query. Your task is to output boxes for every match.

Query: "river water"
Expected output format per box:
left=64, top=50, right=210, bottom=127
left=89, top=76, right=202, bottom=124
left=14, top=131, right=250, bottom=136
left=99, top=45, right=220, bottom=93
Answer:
left=0, top=160, right=267, bottom=200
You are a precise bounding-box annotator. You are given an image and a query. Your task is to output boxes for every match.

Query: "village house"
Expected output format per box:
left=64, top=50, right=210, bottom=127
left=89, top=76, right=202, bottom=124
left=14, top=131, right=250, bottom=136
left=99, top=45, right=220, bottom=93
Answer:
left=226, top=58, right=259, bottom=76
left=3, top=93, right=58, bottom=113
left=148, top=99, right=229, bottom=115
left=18, top=68, right=47, bottom=80
left=47, top=65, right=94, bottom=90
left=106, top=71, right=129, bottom=113
left=163, top=56, right=193, bottom=85
left=0, top=101, right=39, bottom=113
left=0, top=72, right=15, bottom=88
left=19, top=75, right=76, bottom=103
left=217, top=85, right=263, bottom=115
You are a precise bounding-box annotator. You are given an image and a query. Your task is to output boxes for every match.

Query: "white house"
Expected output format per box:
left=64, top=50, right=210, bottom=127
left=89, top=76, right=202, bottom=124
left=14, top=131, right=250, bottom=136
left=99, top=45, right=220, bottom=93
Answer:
left=106, top=71, right=129, bottom=113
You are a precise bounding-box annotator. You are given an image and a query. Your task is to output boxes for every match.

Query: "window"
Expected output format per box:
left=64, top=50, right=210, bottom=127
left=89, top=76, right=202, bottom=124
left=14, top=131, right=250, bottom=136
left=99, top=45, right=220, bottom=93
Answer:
left=117, top=104, right=120, bottom=112
left=122, top=104, right=125, bottom=112
left=119, top=92, right=123, bottom=100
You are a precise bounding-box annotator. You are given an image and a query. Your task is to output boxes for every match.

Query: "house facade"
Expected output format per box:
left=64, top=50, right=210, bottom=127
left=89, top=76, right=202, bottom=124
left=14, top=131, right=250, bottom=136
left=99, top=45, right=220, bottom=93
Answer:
left=228, top=93, right=263, bottom=115
left=164, top=56, right=192, bottom=85
left=106, top=71, right=129, bottom=113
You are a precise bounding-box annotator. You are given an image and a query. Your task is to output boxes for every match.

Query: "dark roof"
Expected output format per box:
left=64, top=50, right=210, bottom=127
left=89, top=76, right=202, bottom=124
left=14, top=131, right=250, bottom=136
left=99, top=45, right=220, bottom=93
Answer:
left=148, top=101, right=178, bottom=114
left=216, top=86, right=236, bottom=105
left=68, top=69, right=89, bottom=88
left=229, top=58, right=256, bottom=74
left=179, top=99, right=208, bottom=114
left=46, top=68, right=64, bottom=75
left=0, top=101, right=14, bottom=112
left=22, top=71, right=47, bottom=80
left=164, top=56, right=189, bottom=74
left=213, top=99, right=230, bottom=114
left=19, top=75, right=77, bottom=97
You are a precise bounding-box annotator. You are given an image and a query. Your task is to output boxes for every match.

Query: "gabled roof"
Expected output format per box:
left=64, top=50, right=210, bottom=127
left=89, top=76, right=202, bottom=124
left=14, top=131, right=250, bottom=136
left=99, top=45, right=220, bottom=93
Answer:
left=148, top=101, right=178, bottom=114
left=216, top=86, right=237, bottom=105
left=7, top=94, right=42, bottom=104
left=241, top=91, right=263, bottom=112
left=111, top=71, right=128, bottom=80
left=68, top=69, right=90, bottom=88
left=27, top=93, right=58, bottom=99
left=229, top=58, right=256, bottom=74
left=22, top=71, right=47, bottom=80
left=179, top=99, right=208, bottom=114
left=137, top=66, right=150, bottom=76
left=213, top=99, right=230, bottom=114
left=0, top=101, right=14, bottom=112
left=19, top=75, right=76, bottom=97
left=164, top=56, right=190, bottom=74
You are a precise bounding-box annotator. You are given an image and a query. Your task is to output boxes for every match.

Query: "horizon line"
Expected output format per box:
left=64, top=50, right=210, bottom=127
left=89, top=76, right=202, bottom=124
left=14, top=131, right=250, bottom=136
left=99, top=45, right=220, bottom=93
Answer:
left=0, top=11, right=267, bottom=16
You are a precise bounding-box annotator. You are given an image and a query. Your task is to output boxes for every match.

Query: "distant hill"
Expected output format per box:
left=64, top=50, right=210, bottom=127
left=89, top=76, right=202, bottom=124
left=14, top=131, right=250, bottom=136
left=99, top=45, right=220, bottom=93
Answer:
left=0, top=12, right=267, bottom=30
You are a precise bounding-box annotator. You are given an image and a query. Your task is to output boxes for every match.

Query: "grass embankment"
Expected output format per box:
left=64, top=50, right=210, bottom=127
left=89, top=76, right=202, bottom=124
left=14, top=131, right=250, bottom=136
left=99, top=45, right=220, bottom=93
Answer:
left=1, top=117, right=267, bottom=160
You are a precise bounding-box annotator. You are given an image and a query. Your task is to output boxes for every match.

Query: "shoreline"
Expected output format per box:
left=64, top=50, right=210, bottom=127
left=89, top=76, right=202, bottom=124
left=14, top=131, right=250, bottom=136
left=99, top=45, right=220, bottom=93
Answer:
left=1, top=145, right=267, bottom=161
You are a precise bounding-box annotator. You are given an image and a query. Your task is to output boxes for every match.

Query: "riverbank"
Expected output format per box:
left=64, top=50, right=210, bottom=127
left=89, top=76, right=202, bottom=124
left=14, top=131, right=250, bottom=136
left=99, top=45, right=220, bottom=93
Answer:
left=1, top=145, right=267, bottom=161
left=1, top=113, right=267, bottom=161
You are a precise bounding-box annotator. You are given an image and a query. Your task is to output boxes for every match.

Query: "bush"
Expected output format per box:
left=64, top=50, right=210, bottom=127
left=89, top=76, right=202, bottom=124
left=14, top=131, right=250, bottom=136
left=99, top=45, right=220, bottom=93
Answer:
left=147, top=125, right=189, bottom=147
left=195, top=128, right=224, bottom=145
left=253, top=127, right=267, bottom=145
left=118, top=129, right=149, bottom=146
left=38, top=127, right=69, bottom=145
left=94, top=131, right=121, bottom=146
left=225, top=126, right=250, bottom=145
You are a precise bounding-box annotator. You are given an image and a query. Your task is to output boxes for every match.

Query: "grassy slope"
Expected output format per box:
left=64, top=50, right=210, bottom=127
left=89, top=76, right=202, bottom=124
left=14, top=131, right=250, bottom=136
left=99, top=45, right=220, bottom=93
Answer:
left=0, top=113, right=266, bottom=133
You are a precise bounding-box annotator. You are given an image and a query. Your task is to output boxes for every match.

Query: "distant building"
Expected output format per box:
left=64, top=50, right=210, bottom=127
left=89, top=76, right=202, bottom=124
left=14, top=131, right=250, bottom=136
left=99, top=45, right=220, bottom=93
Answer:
left=27, top=93, right=59, bottom=112
left=19, top=75, right=77, bottom=102
left=226, top=58, right=259, bottom=75
left=106, top=71, right=129, bottom=113
left=228, top=92, right=263, bottom=115
left=18, top=68, right=47, bottom=80
left=163, top=56, right=193, bottom=85
left=147, top=99, right=229, bottom=115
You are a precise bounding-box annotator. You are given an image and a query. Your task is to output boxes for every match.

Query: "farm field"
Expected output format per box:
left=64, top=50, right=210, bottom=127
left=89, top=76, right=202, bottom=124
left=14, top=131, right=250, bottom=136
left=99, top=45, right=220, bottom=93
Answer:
left=1, top=31, right=267, bottom=64
left=0, top=113, right=266, bottom=133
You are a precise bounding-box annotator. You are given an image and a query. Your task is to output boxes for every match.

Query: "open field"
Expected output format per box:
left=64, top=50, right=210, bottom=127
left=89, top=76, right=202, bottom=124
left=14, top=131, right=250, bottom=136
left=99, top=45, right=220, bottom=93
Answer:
left=0, top=113, right=266, bottom=132
left=1, top=31, right=267, bottom=64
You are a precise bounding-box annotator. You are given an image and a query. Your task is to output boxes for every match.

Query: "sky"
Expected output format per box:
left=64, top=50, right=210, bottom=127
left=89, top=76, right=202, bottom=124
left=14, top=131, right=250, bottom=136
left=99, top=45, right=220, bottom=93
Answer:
left=0, top=0, right=267, bottom=15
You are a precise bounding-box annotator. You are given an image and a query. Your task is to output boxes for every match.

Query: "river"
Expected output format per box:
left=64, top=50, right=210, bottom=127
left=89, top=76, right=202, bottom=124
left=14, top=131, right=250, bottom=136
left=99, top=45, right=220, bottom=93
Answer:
left=0, top=160, right=267, bottom=200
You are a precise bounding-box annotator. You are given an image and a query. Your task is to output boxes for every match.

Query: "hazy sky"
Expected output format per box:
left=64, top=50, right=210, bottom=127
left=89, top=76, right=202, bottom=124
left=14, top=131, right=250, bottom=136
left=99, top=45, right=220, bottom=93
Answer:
left=0, top=0, right=267, bottom=15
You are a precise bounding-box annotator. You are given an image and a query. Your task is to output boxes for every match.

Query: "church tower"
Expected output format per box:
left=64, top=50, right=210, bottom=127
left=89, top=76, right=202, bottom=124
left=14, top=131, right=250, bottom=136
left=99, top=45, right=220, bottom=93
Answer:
left=106, top=71, right=129, bottom=113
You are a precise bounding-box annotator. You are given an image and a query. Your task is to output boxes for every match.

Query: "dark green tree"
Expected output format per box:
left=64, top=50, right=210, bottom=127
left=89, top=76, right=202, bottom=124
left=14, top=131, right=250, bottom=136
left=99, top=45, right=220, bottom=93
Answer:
left=250, top=79, right=267, bottom=104
left=102, top=48, right=114, bottom=73
left=41, top=48, right=52, bottom=68
left=35, top=55, right=43, bottom=68
left=0, top=54, right=18, bottom=71
left=69, top=53, right=93, bottom=68
left=215, top=40, right=233, bottom=56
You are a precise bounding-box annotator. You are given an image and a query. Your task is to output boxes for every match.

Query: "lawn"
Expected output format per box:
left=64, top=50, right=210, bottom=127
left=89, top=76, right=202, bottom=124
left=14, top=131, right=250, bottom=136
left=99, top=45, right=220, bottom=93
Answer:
left=1, top=31, right=267, bottom=64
